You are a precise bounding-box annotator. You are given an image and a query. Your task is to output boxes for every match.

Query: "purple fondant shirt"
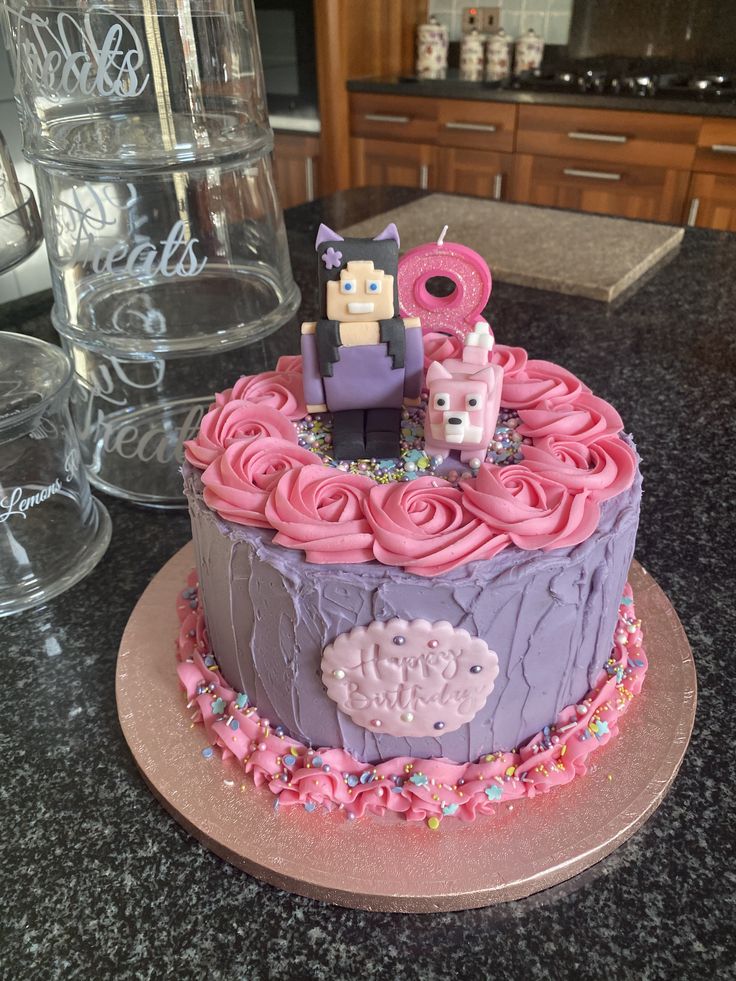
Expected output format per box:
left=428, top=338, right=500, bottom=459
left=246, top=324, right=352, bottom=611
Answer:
left=301, top=325, right=423, bottom=411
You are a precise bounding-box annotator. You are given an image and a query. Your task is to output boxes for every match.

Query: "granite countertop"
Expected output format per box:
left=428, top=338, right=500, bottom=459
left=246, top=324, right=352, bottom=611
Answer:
left=348, top=72, right=736, bottom=118
left=1, top=188, right=734, bottom=979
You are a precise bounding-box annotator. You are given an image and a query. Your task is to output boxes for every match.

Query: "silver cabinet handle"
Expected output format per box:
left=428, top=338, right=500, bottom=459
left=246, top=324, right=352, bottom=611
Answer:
left=444, top=121, right=497, bottom=133
left=304, top=156, right=315, bottom=202
left=567, top=130, right=628, bottom=143
left=364, top=113, right=410, bottom=124
left=687, top=198, right=700, bottom=226
left=563, top=167, right=622, bottom=181
left=711, top=144, right=736, bottom=154
left=419, top=164, right=429, bottom=190
left=493, top=173, right=503, bottom=200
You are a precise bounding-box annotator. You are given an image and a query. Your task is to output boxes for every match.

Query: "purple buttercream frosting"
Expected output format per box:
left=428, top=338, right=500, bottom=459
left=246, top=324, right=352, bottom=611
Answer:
left=184, top=450, right=641, bottom=765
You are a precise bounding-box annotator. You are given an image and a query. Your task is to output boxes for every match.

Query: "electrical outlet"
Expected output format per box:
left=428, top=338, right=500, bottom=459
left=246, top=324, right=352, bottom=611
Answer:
left=461, top=6, right=483, bottom=33
left=462, top=7, right=502, bottom=34
left=481, top=6, right=501, bottom=33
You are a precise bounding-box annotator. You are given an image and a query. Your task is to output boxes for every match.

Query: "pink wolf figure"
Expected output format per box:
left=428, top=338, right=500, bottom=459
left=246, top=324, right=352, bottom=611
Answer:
left=423, top=322, right=503, bottom=464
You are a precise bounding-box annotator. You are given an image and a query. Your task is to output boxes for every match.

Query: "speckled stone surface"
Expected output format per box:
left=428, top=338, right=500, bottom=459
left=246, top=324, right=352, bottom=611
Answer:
left=348, top=73, right=736, bottom=118
left=1, top=188, right=734, bottom=980
left=343, top=194, right=684, bottom=301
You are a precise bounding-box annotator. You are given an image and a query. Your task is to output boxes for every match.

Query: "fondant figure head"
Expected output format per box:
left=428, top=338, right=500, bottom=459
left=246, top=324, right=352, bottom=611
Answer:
left=325, top=260, right=395, bottom=322
left=315, top=223, right=400, bottom=320
left=426, top=361, right=497, bottom=448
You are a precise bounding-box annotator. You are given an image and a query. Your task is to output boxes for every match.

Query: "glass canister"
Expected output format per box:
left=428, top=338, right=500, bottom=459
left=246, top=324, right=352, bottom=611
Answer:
left=3, top=0, right=300, bottom=353
left=0, top=332, right=111, bottom=615
left=57, top=323, right=288, bottom=506
left=3, top=0, right=271, bottom=170
left=35, top=149, right=300, bottom=354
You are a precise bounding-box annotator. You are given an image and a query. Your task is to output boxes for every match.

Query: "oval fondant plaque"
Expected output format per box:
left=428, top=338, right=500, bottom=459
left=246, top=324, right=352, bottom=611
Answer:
left=321, top=619, right=499, bottom=738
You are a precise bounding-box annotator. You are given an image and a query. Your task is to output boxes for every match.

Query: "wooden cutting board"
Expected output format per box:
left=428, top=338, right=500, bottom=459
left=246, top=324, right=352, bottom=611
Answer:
left=341, top=194, right=684, bottom=303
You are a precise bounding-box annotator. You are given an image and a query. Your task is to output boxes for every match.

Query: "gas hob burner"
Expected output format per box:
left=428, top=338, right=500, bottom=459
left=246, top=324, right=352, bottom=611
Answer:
left=512, top=61, right=736, bottom=103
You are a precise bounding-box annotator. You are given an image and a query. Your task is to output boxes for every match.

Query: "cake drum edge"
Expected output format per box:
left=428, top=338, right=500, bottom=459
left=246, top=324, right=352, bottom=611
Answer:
left=116, top=542, right=696, bottom=912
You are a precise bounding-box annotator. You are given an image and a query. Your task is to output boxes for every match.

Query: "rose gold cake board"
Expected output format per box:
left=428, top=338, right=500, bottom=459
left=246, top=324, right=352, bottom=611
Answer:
left=116, top=543, right=696, bottom=912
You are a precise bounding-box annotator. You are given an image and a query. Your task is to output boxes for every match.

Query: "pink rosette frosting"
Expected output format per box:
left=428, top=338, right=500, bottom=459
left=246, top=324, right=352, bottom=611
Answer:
left=201, top=437, right=318, bottom=528
left=462, top=462, right=600, bottom=551
left=275, top=354, right=303, bottom=374
left=365, top=476, right=509, bottom=576
left=521, top=435, right=637, bottom=502
left=215, top=371, right=306, bottom=420
left=501, top=359, right=589, bottom=410
left=422, top=331, right=463, bottom=372
left=265, top=464, right=375, bottom=564
left=490, top=343, right=528, bottom=378
left=184, top=401, right=297, bottom=470
left=517, top=391, right=623, bottom=443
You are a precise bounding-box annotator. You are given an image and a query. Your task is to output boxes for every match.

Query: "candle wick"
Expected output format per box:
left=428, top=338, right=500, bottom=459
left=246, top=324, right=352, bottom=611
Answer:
left=437, top=225, right=449, bottom=247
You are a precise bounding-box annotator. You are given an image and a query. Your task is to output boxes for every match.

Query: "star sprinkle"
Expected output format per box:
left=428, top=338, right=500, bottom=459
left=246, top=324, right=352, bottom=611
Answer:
left=485, top=784, right=503, bottom=801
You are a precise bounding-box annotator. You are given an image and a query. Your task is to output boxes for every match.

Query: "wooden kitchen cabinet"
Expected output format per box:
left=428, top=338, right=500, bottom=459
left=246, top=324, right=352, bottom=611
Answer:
left=272, top=133, right=320, bottom=209
left=694, top=119, right=736, bottom=177
left=686, top=172, right=736, bottom=231
left=347, top=88, right=736, bottom=229
left=512, top=153, right=691, bottom=223
left=686, top=118, right=736, bottom=230
left=436, top=100, right=517, bottom=154
left=436, top=147, right=515, bottom=200
left=350, top=92, right=439, bottom=144
left=350, top=137, right=435, bottom=190
left=516, top=105, right=699, bottom=170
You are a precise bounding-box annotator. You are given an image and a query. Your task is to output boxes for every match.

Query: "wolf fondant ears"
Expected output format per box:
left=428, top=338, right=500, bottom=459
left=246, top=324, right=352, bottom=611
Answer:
left=315, top=224, right=344, bottom=249
left=373, top=223, right=400, bottom=247
left=426, top=361, right=452, bottom=384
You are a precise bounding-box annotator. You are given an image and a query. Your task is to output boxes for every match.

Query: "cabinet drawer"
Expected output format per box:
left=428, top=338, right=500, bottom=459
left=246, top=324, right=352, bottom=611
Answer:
left=437, top=100, right=516, bottom=153
left=517, top=106, right=700, bottom=170
left=694, top=119, right=736, bottom=176
left=513, top=153, right=690, bottom=224
left=350, top=93, right=438, bottom=144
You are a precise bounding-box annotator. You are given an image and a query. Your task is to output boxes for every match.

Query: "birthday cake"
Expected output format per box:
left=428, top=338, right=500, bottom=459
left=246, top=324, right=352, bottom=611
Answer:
left=177, top=223, right=646, bottom=827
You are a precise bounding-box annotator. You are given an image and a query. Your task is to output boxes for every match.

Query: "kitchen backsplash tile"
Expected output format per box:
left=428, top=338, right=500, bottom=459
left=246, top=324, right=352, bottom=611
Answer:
left=428, top=0, right=573, bottom=43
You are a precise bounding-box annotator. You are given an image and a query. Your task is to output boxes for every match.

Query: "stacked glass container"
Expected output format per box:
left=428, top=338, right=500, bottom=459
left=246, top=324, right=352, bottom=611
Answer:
left=2, top=0, right=300, bottom=506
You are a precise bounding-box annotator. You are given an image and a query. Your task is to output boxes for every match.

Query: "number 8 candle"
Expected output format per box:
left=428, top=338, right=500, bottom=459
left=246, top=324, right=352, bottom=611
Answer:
left=397, top=226, right=493, bottom=341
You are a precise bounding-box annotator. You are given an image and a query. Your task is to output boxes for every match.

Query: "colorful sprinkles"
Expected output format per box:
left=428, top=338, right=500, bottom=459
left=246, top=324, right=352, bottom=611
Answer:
left=176, top=573, right=647, bottom=828
left=294, top=399, right=525, bottom=485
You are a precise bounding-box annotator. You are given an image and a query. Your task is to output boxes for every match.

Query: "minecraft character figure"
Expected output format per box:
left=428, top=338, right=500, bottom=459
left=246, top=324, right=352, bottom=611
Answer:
left=301, top=223, right=423, bottom=460
left=424, top=322, right=503, bottom=464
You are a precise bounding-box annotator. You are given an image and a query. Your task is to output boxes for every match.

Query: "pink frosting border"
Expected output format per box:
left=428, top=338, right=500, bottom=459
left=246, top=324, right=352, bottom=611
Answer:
left=176, top=574, right=647, bottom=828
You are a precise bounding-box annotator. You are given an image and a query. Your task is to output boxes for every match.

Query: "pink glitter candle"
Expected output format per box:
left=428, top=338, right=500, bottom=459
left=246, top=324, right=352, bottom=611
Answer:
left=397, top=226, right=493, bottom=340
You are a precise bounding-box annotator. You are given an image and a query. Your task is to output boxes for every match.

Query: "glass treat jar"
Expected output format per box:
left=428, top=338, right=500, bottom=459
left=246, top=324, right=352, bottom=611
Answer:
left=36, top=150, right=300, bottom=354
left=0, top=333, right=111, bottom=616
left=58, top=323, right=283, bottom=507
left=3, top=0, right=271, bottom=170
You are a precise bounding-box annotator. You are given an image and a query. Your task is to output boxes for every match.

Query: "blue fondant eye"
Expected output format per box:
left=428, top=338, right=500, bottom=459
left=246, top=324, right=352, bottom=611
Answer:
left=367, top=279, right=382, bottom=293
left=341, top=279, right=355, bottom=294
